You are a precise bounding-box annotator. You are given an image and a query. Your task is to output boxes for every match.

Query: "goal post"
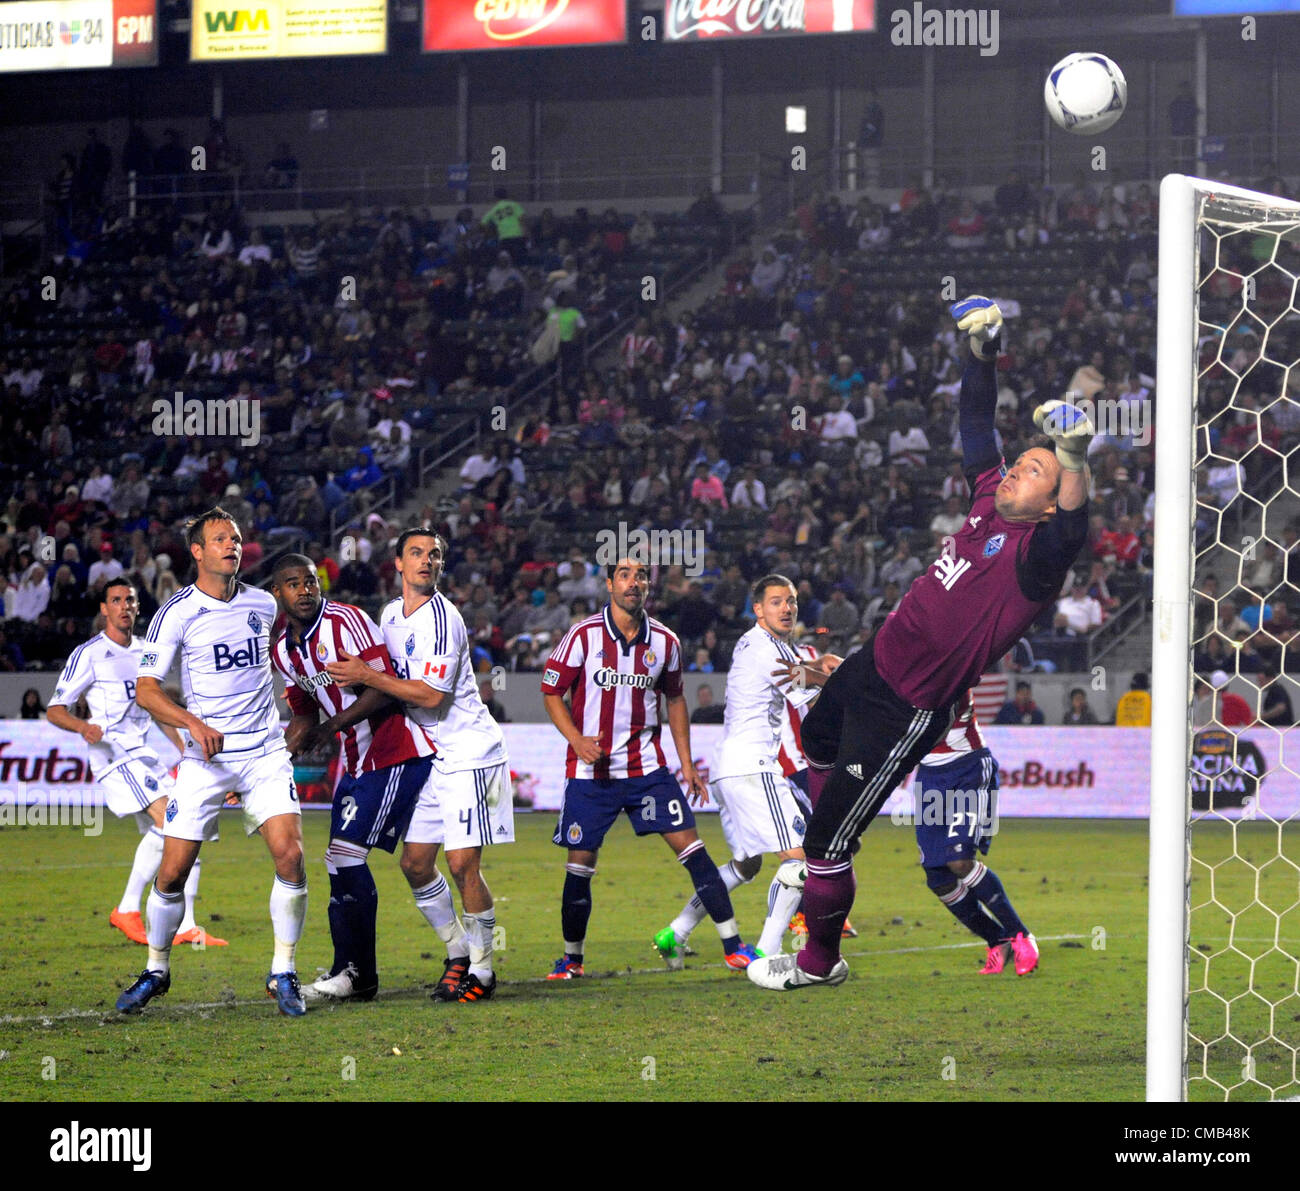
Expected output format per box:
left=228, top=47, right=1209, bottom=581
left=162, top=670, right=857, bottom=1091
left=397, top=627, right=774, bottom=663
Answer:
left=1149, top=174, right=1300, bottom=1102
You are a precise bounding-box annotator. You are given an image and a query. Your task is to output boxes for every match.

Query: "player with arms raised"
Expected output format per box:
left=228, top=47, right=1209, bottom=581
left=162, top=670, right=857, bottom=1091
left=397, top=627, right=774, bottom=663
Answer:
left=748, top=295, right=1092, bottom=991
left=541, top=557, right=758, bottom=978
left=115, top=509, right=309, bottom=1016
left=653, top=575, right=825, bottom=963
left=270, top=555, right=437, bottom=1001
left=326, top=528, right=512, bottom=1004
left=47, top=577, right=225, bottom=948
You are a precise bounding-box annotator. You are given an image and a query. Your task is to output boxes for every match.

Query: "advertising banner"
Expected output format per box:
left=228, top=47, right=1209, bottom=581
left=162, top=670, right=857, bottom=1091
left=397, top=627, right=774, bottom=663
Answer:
left=0, top=0, right=157, bottom=72
left=423, top=0, right=627, bottom=52
left=662, top=0, right=875, bottom=41
left=190, top=0, right=387, bottom=61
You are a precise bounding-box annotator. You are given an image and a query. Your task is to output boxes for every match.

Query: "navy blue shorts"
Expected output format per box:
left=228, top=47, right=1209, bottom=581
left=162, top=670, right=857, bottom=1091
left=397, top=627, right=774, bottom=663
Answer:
left=913, top=750, right=998, bottom=868
left=331, top=756, right=432, bottom=853
left=553, top=768, right=695, bottom=851
left=787, top=767, right=812, bottom=816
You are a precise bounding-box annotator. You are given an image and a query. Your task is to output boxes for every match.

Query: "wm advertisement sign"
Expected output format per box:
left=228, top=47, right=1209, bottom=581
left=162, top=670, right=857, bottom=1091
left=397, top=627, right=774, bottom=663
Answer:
left=190, top=0, right=387, bottom=59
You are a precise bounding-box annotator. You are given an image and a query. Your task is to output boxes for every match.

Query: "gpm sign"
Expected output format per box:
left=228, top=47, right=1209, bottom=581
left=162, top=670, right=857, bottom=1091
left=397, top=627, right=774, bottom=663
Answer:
left=116, top=14, right=152, bottom=43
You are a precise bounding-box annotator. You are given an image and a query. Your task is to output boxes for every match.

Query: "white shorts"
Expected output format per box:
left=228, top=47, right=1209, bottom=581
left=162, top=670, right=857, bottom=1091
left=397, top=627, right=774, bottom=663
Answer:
left=164, top=747, right=298, bottom=842
left=99, top=758, right=171, bottom=822
left=406, top=759, right=514, bottom=849
left=712, top=772, right=806, bottom=862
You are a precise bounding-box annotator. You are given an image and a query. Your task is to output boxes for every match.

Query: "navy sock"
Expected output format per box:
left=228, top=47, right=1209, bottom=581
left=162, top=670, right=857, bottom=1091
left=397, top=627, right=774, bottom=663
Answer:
left=332, top=865, right=378, bottom=983
left=679, top=844, right=736, bottom=945
left=561, top=867, right=593, bottom=957
left=926, top=866, right=1003, bottom=946
left=967, top=864, right=1028, bottom=940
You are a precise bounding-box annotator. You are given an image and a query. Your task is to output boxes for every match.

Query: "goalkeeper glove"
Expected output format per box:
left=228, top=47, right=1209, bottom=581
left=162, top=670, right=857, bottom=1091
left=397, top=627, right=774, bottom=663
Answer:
left=950, top=294, right=1003, bottom=360
left=1033, top=399, right=1095, bottom=472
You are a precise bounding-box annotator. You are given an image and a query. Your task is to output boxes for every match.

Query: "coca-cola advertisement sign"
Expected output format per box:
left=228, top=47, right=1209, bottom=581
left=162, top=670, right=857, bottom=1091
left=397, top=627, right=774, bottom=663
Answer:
left=424, top=0, right=627, bottom=52
left=663, top=0, right=876, bottom=40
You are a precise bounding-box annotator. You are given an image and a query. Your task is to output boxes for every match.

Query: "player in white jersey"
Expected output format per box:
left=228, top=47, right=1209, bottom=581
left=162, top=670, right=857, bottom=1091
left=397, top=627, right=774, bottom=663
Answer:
left=271, top=555, right=438, bottom=1002
left=114, top=508, right=309, bottom=1017
left=656, top=575, right=830, bottom=962
left=909, top=691, right=1038, bottom=975
left=326, top=528, right=512, bottom=1003
left=46, top=577, right=225, bottom=948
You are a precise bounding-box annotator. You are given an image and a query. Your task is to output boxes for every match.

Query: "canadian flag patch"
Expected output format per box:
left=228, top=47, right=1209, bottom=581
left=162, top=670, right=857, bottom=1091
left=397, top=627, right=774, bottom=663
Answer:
left=423, top=661, right=448, bottom=679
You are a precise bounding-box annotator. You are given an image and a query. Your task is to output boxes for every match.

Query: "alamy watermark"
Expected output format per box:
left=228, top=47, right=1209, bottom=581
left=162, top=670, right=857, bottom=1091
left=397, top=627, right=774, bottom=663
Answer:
left=890, top=786, right=998, bottom=836
left=152, top=391, right=261, bottom=447
left=594, top=524, right=705, bottom=578
left=1049, top=397, right=1152, bottom=448
left=0, top=789, right=102, bottom=836
left=890, top=4, right=999, bottom=56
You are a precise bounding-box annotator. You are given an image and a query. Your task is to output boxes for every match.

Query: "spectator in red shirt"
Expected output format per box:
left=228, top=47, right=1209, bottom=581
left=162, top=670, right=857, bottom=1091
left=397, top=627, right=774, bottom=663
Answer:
left=1098, top=514, right=1140, bottom=568
left=689, top=462, right=728, bottom=509
left=1209, top=669, right=1253, bottom=727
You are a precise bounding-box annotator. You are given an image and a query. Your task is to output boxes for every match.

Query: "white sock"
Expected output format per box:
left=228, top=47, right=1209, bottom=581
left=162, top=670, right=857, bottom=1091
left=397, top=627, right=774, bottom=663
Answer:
left=270, top=874, right=308, bottom=974
left=463, top=910, right=496, bottom=982
left=412, top=872, right=468, bottom=957
left=121, top=828, right=164, bottom=914
left=758, top=861, right=806, bottom=957
left=177, top=858, right=200, bottom=933
left=670, top=859, right=750, bottom=943
left=145, top=885, right=185, bottom=974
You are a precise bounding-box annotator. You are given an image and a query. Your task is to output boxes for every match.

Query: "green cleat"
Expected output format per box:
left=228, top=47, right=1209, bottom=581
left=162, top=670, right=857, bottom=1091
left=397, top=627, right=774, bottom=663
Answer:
left=653, top=926, right=686, bottom=971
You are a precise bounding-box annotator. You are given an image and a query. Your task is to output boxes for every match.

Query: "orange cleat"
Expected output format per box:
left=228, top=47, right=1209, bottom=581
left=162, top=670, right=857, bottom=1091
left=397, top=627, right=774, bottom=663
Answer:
left=110, top=907, right=148, bottom=945
left=841, top=918, right=858, bottom=938
left=173, top=927, right=229, bottom=947
left=788, top=912, right=808, bottom=936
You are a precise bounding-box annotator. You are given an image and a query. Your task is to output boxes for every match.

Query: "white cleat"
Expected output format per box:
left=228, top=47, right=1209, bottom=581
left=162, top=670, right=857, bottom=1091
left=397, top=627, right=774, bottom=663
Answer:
left=303, top=963, right=376, bottom=1001
left=746, top=952, right=849, bottom=991
left=775, top=858, right=806, bottom=889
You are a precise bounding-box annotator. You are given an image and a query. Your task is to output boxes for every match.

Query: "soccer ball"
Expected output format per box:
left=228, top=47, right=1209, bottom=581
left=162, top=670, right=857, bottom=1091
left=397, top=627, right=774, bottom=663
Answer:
left=1044, top=53, right=1127, bottom=135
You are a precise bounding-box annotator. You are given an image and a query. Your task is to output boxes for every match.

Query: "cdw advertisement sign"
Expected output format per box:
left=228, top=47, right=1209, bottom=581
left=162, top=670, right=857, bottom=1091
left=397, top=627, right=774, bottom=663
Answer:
left=423, top=0, right=627, bottom=51
left=664, top=0, right=875, bottom=40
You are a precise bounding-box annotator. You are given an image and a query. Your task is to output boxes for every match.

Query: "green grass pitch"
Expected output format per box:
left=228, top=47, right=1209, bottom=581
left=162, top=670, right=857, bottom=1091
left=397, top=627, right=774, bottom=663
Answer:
left=0, top=813, right=1292, bottom=1101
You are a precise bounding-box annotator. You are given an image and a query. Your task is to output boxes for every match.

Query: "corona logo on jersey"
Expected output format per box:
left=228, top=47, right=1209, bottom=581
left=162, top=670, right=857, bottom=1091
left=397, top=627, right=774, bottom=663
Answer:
left=592, top=666, right=655, bottom=690
left=213, top=637, right=264, bottom=672
left=423, top=0, right=626, bottom=51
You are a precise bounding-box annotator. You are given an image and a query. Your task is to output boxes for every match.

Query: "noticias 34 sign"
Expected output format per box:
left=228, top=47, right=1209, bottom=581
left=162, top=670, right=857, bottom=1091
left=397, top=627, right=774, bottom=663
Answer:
left=0, top=0, right=157, bottom=71
left=663, top=0, right=876, bottom=39
left=423, top=0, right=628, bottom=51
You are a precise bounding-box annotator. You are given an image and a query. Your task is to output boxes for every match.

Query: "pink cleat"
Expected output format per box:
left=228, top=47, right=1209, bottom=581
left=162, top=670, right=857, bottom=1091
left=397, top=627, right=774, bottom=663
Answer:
left=1011, top=932, right=1039, bottom=976
left=980, top=942, right=1012, bottom=975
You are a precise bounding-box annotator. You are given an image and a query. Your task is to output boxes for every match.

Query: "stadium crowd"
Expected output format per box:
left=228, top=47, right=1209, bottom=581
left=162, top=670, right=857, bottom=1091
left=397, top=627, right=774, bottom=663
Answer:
left=4, top=149, right=1300, bottom=718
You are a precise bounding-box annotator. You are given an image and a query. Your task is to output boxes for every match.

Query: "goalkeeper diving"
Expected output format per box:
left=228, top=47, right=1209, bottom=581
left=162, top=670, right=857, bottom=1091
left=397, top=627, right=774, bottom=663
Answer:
left=748, top=294, right=1093, bottom=992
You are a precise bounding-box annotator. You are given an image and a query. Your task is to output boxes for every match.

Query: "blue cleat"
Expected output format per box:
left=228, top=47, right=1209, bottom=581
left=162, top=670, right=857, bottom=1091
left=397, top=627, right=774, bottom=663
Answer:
left=116, top=968, right=170, bottom=1014
left=724, top=943, right=761, bottom=971
left=266, top=971, right=307, bottom=1016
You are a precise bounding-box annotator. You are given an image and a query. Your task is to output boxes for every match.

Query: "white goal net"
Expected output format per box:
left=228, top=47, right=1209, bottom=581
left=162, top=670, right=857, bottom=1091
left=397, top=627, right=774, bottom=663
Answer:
left=1151, top=175, right=1300, bottom=1102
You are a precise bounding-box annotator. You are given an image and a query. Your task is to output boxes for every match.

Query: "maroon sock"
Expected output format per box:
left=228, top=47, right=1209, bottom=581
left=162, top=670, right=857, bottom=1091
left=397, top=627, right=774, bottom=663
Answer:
left=805, top=763, right=831, bottom=809
left=797, top=857, right=855, bottom=976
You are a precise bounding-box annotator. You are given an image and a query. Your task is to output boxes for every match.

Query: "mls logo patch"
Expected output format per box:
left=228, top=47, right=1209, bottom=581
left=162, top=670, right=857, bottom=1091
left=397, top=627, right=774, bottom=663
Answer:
left=983, top=533, right=1007, bottom=558
left=248, top=612, right=262, bottom=633
left=141, top=652, right=157, bottom=668
left=404, top=633, right=416, bottom=657
left=567, top=822, right=583, bottom=845
left=543, top=667, right=561, bottom=686
left=145, top=776, right=158, bottom=792
left=165, top=798, right=178, bottom=823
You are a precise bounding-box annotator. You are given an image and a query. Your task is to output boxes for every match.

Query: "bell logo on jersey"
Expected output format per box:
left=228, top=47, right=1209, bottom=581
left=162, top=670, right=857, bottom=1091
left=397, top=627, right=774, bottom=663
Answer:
left=423, top=660, right=448, bottom=680
left=213, top=636, right=264, bottom=671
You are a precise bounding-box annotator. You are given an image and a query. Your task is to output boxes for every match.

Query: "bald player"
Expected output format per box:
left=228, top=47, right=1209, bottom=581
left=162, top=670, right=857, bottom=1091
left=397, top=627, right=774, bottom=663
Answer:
left=748, top=295, right=1093, bottom=991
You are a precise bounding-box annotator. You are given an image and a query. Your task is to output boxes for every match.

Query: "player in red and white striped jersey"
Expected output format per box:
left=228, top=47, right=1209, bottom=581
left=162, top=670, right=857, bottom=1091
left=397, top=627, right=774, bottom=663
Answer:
left=540, top=557, right=760, bottom=978
left=270, top=555, right=437, bottom=1001
left=908, top=690, right=1037, bottom=975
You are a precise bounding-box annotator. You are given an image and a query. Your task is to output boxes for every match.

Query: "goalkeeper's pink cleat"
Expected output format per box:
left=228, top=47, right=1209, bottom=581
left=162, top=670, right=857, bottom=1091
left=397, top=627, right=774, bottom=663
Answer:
left=980, top=942, right=1012, bottom=975
left=1011, top=932, right=1039, bottom=976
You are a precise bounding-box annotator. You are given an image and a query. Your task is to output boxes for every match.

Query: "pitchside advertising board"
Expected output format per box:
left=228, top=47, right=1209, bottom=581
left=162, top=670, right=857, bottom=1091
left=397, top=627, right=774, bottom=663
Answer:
left=190, top=0, right=387, bottom=60
left=663, top=0, right=875, bottom=40
left=3, top=721, right=1297, bottom=820
left=0, top=0, right=157, bottom=71
left=422, top=0, right=627, bottom=51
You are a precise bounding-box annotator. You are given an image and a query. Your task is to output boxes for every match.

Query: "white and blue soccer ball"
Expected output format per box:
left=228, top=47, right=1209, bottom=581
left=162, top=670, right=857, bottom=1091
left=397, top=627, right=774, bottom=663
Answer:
left=1044, top=53, right=1127, bottom=136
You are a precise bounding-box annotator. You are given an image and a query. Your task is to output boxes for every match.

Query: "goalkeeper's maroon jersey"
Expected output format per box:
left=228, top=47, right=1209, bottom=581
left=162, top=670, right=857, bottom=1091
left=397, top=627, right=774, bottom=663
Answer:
left=873, top=464, right=1060, bottom=711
